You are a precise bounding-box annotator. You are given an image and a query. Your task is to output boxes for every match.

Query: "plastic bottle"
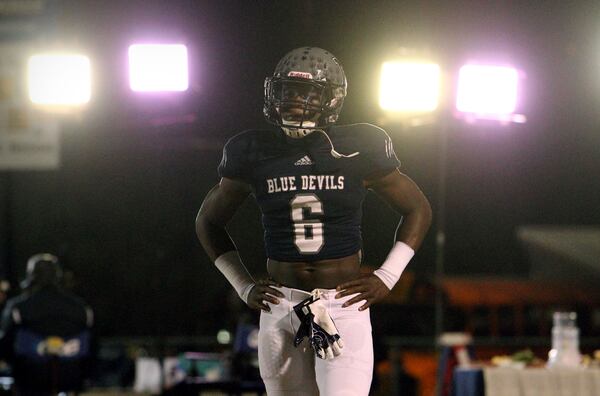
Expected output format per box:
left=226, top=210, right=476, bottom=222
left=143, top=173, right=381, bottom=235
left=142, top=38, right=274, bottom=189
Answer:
left=547, top=311, right=581, bottom=368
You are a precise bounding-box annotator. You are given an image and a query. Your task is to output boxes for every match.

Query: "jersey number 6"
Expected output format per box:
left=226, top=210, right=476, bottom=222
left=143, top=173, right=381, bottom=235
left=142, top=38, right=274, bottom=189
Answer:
left=290, top=193, right=324, bottom=254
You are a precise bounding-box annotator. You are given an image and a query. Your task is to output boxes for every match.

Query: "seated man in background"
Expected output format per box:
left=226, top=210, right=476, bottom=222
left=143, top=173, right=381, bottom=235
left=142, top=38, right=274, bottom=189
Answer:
left=0, top=253, right=94, bottom=395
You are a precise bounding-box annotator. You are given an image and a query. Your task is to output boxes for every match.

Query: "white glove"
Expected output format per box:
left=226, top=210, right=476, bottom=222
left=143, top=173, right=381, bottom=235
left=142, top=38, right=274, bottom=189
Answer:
left=293, top=291, right=344, bottom=359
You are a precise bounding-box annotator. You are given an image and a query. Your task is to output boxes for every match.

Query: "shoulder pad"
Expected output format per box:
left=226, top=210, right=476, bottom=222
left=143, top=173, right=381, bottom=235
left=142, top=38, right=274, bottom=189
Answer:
left=331, top=123, right=400, bottom=177
left=218, top=129, right=279, bottom=182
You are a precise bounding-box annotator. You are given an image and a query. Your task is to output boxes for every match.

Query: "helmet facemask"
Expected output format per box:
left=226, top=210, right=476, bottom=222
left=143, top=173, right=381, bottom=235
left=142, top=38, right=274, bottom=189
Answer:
left=264, top=77, right=345, bottom=129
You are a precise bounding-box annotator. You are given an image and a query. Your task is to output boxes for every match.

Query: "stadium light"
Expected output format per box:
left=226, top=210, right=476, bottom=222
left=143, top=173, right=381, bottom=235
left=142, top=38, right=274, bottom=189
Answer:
left=129, top=44, right=189, bottom=92
left=456, top=64, right=525, bottom=122
left=379, top=61, right=441, bottom=112
left=28, top=54, right=91, bottom=106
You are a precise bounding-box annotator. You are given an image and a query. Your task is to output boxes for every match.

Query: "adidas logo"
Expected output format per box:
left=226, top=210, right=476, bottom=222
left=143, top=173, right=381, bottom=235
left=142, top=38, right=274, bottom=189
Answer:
left=294, top=155, right=314, bottom=166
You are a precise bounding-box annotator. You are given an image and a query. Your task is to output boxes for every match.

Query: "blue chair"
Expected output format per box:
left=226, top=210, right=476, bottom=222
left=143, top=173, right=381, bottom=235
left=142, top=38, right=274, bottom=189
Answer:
left=452, top=367, right=484, bottom=396
left=436, top=344, right=476, bottom=396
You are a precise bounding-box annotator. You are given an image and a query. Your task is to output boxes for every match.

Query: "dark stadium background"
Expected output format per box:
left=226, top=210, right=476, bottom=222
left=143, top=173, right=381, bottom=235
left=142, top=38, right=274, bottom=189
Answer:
left=1, top=0, right=599, bottom=337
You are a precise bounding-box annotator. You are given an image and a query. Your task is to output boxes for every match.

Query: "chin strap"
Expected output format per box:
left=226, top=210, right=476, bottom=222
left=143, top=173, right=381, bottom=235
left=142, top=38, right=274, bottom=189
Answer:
left=283, top=127, right=360, bottom=159
left=283, top=127, right=313, bottom=139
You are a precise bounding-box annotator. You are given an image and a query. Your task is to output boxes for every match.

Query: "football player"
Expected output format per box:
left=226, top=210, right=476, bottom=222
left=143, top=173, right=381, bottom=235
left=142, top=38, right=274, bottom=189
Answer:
left=196, top=47, right=432, bottom=396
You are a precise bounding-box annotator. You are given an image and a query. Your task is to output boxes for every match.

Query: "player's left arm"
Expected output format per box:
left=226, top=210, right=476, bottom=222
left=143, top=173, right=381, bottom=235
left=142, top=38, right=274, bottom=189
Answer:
left=365, top=168, right=432, bottom=250
left=336, top=168, right=432, bottom=310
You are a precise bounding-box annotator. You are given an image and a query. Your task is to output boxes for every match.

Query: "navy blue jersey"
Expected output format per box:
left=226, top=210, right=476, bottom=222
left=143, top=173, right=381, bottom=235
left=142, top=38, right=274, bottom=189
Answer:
left=218, top=123, right=400, bottom=262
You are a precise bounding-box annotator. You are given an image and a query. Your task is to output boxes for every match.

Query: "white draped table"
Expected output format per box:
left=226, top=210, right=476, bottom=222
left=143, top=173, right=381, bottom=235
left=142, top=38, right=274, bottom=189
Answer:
left=484, top=367, right=600, bottom=396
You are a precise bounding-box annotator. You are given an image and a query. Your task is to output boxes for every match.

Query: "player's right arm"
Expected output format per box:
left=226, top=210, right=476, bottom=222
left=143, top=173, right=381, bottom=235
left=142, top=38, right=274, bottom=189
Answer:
left=195, top=177, right=283, bottom=310
left=195, top=177, right=251, bottom=261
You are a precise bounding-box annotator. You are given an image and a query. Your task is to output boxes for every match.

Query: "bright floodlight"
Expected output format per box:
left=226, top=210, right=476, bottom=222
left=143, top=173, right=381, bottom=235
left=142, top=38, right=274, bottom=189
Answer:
left=28, top=54, right=91, bottom=105
left=129, top=44, right=188, bottom=92
left=379, top=62, right=440, bottom=112
left=456, top=65, right=518, bottom=115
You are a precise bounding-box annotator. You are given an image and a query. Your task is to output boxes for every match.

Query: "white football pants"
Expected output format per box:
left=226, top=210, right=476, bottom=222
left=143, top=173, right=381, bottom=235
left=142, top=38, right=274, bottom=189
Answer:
left=258, top=286, right=373, bottom=396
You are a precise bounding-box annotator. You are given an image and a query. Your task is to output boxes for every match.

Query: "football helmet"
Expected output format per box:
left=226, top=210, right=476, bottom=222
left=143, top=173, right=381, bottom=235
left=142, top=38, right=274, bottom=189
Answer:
left=21, top=253, right=62, bottom=289
left=264, top=47, right=347, bottom=132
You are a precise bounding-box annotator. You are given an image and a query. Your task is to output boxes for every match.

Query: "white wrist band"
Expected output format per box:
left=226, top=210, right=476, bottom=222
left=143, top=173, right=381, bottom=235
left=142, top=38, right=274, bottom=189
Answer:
left=214, top=251, right=256, bottom=303
left=373, top=241, right=415, bottom=290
